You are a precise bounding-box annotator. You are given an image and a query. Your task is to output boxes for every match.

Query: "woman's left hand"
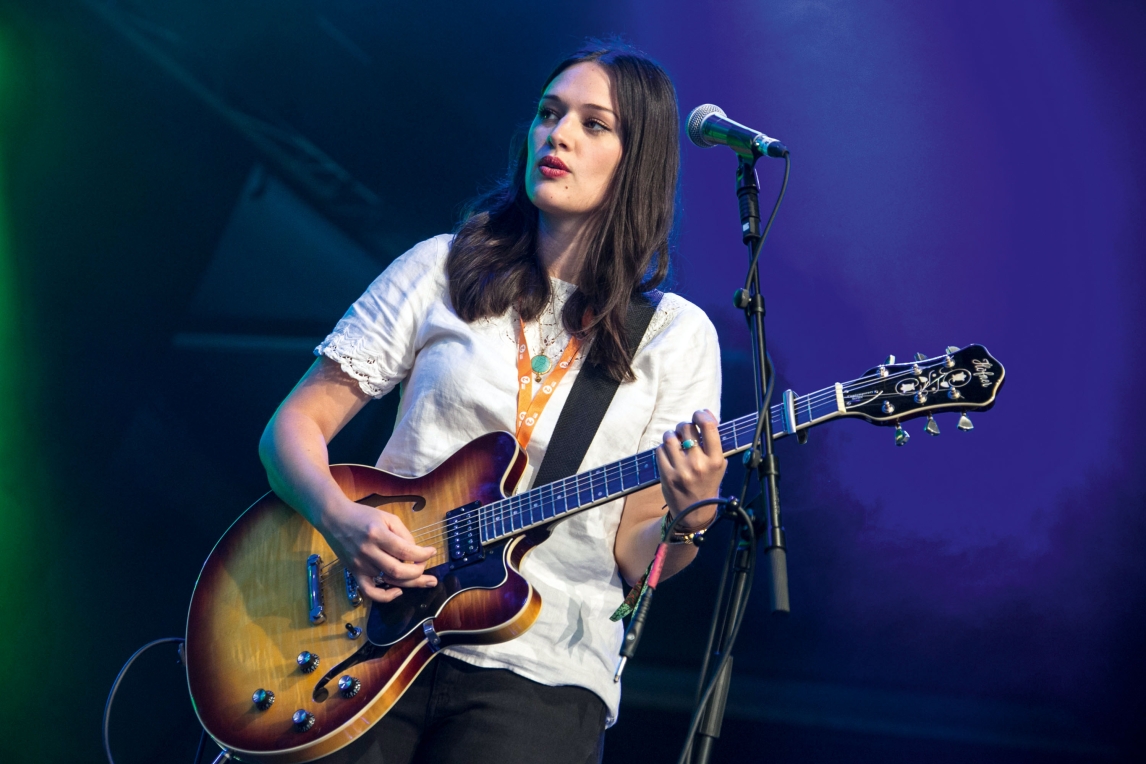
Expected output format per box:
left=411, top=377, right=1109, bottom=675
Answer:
left=656, top=409, right=727, bottom=530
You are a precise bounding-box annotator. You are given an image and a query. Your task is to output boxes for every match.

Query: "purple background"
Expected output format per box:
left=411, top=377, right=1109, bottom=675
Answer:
left=638, top=0, right=1146, bottom=749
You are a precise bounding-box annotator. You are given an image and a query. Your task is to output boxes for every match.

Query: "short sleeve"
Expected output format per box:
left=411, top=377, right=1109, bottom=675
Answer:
left=637, top=296, right=723, bottom=450
left=315, top=234, right=451, bottom=398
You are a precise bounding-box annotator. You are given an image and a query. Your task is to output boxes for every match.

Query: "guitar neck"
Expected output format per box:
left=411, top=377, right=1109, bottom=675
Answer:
left=478, top=382, right=846, bottom=544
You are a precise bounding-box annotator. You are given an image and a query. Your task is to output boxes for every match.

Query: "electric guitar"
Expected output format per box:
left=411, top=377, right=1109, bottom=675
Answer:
left=185, top=345, right=1005, bottom=762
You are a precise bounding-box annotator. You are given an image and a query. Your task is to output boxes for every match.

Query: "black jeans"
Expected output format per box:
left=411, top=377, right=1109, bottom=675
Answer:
left=318, top=656, right=607, bottom=764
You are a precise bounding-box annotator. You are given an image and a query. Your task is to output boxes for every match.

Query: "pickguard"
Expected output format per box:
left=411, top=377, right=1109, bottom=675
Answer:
left=365, top=539, right=511, bottom=646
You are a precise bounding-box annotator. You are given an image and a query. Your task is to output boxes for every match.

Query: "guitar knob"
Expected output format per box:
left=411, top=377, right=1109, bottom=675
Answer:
left=924, top=414, right=940, bottom=436
left=252, top=689, right=275, bottom=711
left=895, top=424, right=910, bottom=446
left=292, top=709, right=316, bottom=732
left=957, top=413, right=974, bottom=431
left=947, top=388, right=962, bottom=400
left=881, top=401, right=895, bottom=414
left=914, top=352, right=927, bottom=361
left=297, top=651, right=320, bottom=674
left=945, top=345, right=960, bottom=354
left=884, top=355, right=896, bottom=365
left=345, top=623, right=363, bottom=640
left=338, top=675, right=362, bottom=698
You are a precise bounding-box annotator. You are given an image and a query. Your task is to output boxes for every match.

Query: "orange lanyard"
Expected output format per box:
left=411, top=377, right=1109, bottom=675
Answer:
left=515, top=319, right=582, bottom=449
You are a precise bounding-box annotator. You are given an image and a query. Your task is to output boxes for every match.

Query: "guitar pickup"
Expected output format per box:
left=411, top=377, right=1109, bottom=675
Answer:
left=444, top=501, right=484, bottom=569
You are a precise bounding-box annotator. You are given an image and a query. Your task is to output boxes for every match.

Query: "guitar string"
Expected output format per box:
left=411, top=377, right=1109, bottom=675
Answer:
left=317, top=407, right=808, bottom=582
left=323, top=363, right=952, bottom=574
left=319, top=364, right=965, bottom=578
left=319, top=455, right=654, bottom=582
left=320, top=453, right=653, bottom=576
left=322, top=397, right=869, bottom=576
left=394, top=362, right=945, bottom=544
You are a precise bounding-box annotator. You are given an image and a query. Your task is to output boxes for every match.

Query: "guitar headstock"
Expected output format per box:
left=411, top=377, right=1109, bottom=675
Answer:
left=840, top=345, right=1005, bottom=443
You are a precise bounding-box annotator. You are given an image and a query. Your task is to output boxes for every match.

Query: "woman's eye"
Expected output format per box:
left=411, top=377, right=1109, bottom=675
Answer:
left=585, top=119, right=610, bottom=132
left=537, top=107, right=557, bottom=120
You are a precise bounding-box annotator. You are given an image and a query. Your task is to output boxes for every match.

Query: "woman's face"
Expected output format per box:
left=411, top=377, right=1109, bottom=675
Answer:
left=526, top=62, right=623, bottom=224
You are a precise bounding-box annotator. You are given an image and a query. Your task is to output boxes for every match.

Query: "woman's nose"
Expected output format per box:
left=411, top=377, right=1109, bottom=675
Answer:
left=547, top=115, right=574, bottom=149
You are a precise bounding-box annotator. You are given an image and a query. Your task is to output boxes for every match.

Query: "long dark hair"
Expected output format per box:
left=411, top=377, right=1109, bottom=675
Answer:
left=447, top=40, right=680, bottom=382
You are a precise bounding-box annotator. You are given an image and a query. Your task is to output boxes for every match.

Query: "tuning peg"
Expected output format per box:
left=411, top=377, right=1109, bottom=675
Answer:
left=924, top=413, right=940, bottom=436
left=945, top=346, right=960, bottom=354
left=914, top=352, right=927, bottom=362
left=884, top=355, right=896, bottom=365
left=895, top=423, right=910, bottom=446
left=957, top=413, right=974, bottom=431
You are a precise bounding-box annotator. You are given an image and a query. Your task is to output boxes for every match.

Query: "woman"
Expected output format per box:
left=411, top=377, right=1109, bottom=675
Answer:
left=259, top=41, right=725, bottom=764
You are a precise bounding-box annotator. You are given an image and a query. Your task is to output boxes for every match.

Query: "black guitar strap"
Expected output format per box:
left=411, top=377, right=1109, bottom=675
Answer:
left=530, top=290, right=663, bottom=488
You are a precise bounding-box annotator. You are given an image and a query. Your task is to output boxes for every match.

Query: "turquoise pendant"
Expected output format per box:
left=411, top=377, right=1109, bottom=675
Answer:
left=530, top=354, right=553, bottom=377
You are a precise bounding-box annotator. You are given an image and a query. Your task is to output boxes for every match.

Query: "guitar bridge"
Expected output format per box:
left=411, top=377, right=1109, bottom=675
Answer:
left=306, top=554, right=325, bottom=624
left=444, top=501, right=484, bottom=569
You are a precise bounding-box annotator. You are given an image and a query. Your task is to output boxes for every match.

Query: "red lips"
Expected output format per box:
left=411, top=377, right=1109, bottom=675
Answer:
left=538, top=155, right=570, bottom=178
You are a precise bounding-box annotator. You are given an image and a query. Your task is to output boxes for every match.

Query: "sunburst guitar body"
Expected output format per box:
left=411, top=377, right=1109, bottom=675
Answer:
left=185, top=432, right=540, bottom=763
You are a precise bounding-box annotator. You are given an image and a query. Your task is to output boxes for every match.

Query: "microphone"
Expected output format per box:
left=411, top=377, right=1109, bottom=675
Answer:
left=686, top=104, right=788, bottom=159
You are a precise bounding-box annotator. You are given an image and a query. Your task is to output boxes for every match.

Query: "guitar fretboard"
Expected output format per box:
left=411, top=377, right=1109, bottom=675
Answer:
left=474, top=382, right=844, bottom=543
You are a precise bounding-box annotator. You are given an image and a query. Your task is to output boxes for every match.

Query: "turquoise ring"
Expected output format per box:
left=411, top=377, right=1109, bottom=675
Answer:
left=680, top=439, right=698, bottom=451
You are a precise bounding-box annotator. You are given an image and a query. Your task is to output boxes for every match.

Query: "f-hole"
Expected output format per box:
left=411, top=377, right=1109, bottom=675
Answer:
left=358, top=494, right=428, bottom=512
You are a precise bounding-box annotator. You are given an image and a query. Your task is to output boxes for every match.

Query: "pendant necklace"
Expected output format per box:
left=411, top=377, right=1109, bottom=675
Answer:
left=514, top=318, right=582, bottom=449
left=530, top=353, right=553, bottom=382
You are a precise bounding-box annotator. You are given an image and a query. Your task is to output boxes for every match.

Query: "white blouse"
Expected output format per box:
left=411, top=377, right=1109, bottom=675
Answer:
left=315, top=234, right=722, bottom=725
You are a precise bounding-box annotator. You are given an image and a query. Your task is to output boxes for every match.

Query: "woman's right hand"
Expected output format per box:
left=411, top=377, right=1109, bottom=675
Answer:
left=259, top=358, right=440, bottom=605
left=320, top=497, right=438, bottom=604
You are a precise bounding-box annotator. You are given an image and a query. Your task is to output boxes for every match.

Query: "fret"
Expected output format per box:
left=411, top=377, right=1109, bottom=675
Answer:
left=562, top=475, right=580, bottom=511
left=578, top=472, right=596, bottom=506
left=508, top=493, right=520, bottom=530
left=636, top=452, right=658, bottom=484
left=546, top=482, right=562, bottom=519
left=620, top=456, right=640, bottom=490
left=590, top=468, right=609, bottom=502
left=719, top=427, right=738, bottom=453
left=479, top=383, right=853, bottom=544
left=519, top=491, right=531, bottom=529
left=506, top=496, right=518, bottom=533
left=605, top=463, right=623, bottom=495
left=504, top=495, right=517, bottom=533
left=527, top=489, right=544, bottom=528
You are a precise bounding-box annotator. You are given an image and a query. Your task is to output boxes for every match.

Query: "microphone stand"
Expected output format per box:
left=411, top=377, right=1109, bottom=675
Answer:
left=690, top=155, right=790, bottom=764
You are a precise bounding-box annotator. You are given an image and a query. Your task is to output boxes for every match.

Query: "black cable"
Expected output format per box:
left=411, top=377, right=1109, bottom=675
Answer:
left=193, top=729, right=208, bottom=764
left=662, top=497, right=734, bottom=541
left=676, top=501, right=758, bottom=764
left=743, top=154, right=791, bottom=293
left=695, top=351, right=772, bottom=701
left=694, top=520, right=738, bottom=704
left=737, top=158, right=787, bottom=504
left=738, top=351, right=775, bottom=510
left=102, top=636, right=189, bottom=764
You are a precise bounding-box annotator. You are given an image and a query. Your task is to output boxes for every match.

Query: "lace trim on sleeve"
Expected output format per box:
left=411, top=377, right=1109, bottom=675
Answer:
left=315, top=325, right=394, bottom=399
